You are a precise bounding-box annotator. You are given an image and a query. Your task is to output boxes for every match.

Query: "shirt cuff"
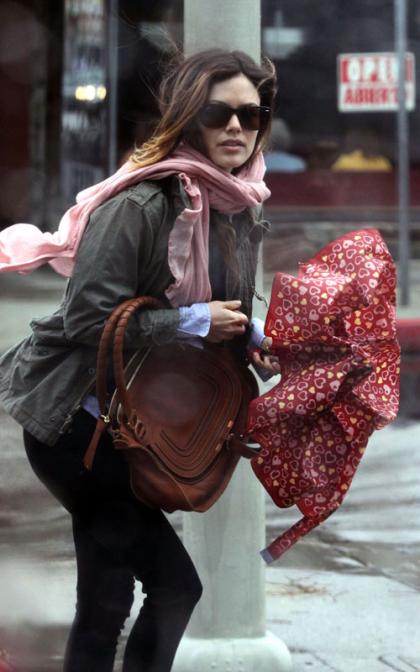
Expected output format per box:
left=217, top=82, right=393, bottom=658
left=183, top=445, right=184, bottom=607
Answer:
left=249, top=316, right=266, bottom=349
left=82, top=394, right=100, bottom=419
left=178, top=303, right=211, bottom=338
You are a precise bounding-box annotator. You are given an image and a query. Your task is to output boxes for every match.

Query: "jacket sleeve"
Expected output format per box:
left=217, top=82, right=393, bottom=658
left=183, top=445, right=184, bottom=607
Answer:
left=62, top=187, right=180, bottom=348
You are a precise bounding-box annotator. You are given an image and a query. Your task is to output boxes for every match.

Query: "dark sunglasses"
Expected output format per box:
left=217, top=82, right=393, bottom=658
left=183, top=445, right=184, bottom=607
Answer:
left=198, top=102, right=271, bottom=131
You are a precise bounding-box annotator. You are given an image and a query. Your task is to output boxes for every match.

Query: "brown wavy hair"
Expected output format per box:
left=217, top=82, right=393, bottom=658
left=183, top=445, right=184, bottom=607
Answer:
left=130, top=48, right=277, bottom=169
left=130, top=49, right=276, bottom=289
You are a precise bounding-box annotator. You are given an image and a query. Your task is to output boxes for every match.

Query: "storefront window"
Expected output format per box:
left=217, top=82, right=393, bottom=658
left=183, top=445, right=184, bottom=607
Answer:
left=261, top=0, right=420, bottom=317
left=61, top=0, right=108, bottom=207
left=60, top=0, right=183, bottom=205
left=116, top=0, right=183, bottom=161
left=261, top=0, right=412, bottom=211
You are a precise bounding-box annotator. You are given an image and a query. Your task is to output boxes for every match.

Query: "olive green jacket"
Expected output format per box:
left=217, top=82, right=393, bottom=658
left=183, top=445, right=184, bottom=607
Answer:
left=0, top=176, right=264, bottom=445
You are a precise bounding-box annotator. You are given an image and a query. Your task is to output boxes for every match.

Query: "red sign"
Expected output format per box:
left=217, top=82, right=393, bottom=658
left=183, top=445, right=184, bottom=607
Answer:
left=338, top=52, right=415, bottom=112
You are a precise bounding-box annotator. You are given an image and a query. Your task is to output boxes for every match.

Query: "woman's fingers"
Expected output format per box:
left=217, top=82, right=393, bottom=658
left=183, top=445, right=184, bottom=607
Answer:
left=261, top=336, right=273, bottom=352
left=253, top=350, right=281, bottom=373
left=223, top=299, right=243, bottom=311
left=206, top=300, right=249, bottom=341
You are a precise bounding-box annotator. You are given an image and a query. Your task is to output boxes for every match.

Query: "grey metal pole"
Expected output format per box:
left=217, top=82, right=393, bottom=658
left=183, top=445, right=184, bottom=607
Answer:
left=395, top=0, right=410, bottom=306
left=107, top=0, right=119, bottom=174
left=173, top=2, right=292, bottom=671
left=184, top=0, right=261, bottom=57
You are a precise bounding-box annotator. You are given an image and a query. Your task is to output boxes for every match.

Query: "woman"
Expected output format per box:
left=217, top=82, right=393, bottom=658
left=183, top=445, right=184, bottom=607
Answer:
left=0, top=49, right=277, bottom=671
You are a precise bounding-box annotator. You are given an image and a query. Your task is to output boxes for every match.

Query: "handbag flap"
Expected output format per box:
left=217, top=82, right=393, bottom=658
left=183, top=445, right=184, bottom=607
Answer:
left=110, top=343, right=244, bottom=482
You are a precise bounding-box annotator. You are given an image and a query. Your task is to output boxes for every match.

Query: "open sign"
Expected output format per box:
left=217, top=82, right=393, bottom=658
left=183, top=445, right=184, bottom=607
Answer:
left=338, top=52, right=415, bottom=112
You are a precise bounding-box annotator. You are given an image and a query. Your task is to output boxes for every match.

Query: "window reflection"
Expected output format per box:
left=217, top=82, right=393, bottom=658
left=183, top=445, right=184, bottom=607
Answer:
left=331, top=128, right=392, bottom=172
left=261, top=1, right=420, bottom=211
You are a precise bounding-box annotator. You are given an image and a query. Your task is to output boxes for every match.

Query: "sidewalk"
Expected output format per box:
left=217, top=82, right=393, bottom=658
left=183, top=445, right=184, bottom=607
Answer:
left=0, top=268, right=419, bottom=672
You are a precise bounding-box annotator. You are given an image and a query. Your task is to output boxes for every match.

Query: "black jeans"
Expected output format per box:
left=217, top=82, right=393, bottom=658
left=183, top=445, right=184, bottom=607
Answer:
left=23, top=410, right=202, bottom=672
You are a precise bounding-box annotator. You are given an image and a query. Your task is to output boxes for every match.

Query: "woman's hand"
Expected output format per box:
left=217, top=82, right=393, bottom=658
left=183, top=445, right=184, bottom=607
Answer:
left=252, top=336, right=281, bottom=374
left=205, top=300, right=249, bottom=343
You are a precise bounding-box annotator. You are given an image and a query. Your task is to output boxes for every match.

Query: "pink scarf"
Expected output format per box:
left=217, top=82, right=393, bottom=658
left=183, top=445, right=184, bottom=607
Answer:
left=0, top=146, right=270, bottom=306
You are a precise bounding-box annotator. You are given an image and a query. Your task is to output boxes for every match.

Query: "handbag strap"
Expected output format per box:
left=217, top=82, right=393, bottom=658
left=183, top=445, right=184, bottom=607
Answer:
left=112, top=297, right=162, bottom=421
left=83, top=296, right=162, bottom=470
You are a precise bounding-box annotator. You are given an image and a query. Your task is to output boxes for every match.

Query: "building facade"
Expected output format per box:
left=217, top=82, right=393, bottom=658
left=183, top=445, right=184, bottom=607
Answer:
left=1, top=0, right=419, bottom=282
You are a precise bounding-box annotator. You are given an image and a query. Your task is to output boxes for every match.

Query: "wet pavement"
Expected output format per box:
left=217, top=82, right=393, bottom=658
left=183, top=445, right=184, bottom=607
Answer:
left=0, top=268, right=419, bottom=671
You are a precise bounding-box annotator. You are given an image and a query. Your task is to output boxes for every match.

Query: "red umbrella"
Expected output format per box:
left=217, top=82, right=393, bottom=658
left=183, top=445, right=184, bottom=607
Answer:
left=247, top=229, right=400, bottom=563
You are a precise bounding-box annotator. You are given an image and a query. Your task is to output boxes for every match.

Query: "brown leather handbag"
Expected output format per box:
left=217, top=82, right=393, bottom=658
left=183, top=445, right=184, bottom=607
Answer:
left=83, top=297, right=259, bottom=513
